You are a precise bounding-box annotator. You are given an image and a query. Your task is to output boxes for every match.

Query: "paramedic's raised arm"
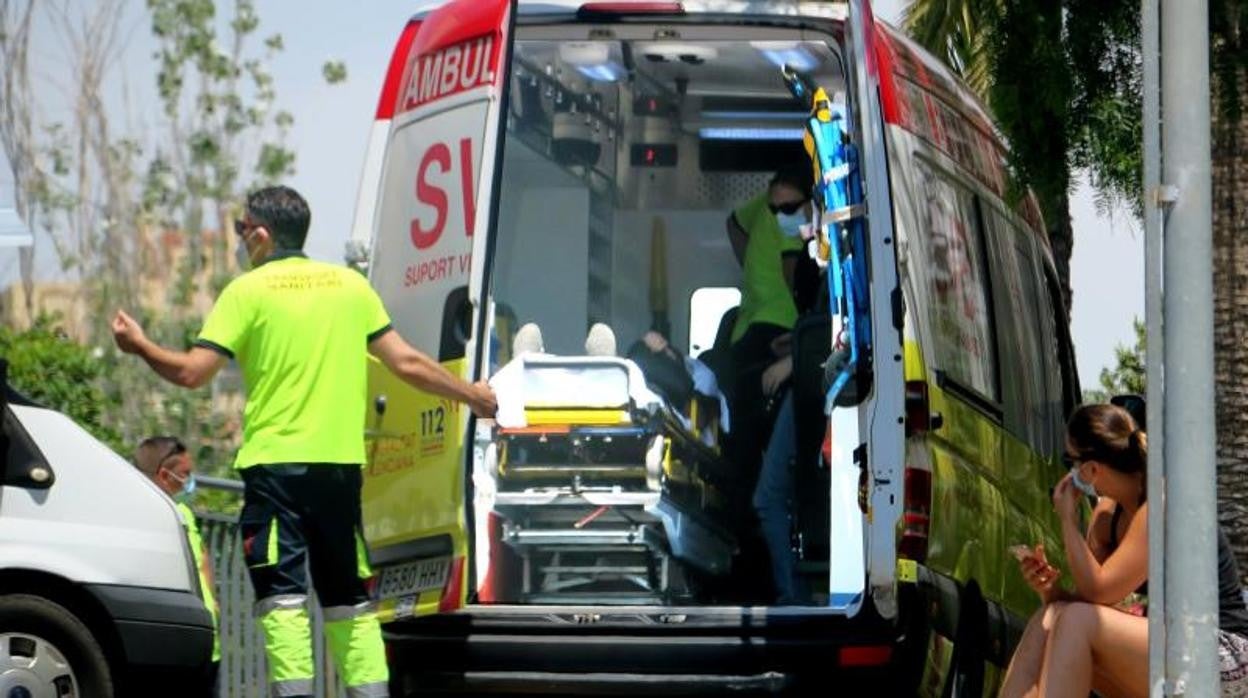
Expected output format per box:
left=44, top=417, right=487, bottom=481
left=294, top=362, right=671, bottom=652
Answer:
left=112, top=310, right=227, bottom=389
left=369, top=330, right=498, bottom=418
left=726, top=212, right=748, bottom=267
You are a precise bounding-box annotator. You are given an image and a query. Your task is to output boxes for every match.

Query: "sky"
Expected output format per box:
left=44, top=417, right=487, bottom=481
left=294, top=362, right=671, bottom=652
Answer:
left=4, top=0, right=1143, bottom=386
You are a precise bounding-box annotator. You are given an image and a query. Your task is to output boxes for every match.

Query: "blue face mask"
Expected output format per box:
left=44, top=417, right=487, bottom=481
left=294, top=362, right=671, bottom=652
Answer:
left=1070, top=467, right=1097, bottom=498
left=775, top=210, right=807, bottom=238
left=167, top=470, right=197, bottom=503
left=235, top=240, right=252, bottom=272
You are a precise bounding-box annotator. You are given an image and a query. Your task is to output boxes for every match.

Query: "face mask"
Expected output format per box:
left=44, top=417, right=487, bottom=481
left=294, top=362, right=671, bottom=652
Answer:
left=1070, top=466, right=1097, bottom=498
left=167, top=469, right=197, bottom=503
left=776, top=210, right=807, bottom=238
left=235, top=237, right=253, bottom=271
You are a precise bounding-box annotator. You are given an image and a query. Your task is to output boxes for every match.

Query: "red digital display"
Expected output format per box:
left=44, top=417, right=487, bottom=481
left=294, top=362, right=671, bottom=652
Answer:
left=630, top=143, right=677, bottom=167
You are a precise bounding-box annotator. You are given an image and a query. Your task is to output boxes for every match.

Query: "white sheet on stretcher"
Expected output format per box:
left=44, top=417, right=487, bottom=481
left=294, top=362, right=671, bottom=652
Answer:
left=488, top=354, right=729, bottom=437
left=489, top=354, right=664, bottom=429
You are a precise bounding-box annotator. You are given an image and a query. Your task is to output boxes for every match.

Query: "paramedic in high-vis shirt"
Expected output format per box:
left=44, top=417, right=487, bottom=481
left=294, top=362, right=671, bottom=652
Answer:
left=724, top=165, right=814, bottom=489
left=133, top=436, right=219, bottom=696
left=112, top=186, right=497, bottom=698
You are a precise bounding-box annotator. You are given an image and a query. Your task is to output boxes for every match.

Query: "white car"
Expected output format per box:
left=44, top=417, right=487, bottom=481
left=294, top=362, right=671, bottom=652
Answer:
left=0, top=360, right=213, bottom=696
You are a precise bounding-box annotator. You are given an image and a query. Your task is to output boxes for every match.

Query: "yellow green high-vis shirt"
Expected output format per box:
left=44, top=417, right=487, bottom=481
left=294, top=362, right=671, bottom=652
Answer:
left=176, top=502, right=220, bottom=662
left=196, top=253, right=392, bottom=468
left=730, top=192, right=806, bottom=344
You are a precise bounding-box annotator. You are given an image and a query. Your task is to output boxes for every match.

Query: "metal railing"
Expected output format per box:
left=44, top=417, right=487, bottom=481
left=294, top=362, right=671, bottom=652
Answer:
left=196, top=476, right=346, bottom=698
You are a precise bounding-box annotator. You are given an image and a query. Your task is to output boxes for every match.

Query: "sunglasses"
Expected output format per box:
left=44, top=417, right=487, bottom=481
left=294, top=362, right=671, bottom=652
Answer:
left=158, top=438, right=187, bottom=469
left=234, top=219, right=256, bottom=238
left=768, top=200, right=808, bottom=216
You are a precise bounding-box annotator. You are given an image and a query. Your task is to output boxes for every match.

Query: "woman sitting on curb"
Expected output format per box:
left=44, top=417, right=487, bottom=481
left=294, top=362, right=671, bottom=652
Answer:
left=1000, top=403, right=1248, bottom=697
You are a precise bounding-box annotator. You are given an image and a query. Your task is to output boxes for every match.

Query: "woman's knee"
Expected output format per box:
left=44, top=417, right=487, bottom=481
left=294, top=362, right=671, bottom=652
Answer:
left=1050, top=601, right=1099, bottom=640
left=1040, top=601, right=1069, bottom=631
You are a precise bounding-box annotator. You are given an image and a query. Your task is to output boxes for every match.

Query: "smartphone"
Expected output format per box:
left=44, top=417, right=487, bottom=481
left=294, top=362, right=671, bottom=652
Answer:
left=1009, top=544, right=1034, bottom=561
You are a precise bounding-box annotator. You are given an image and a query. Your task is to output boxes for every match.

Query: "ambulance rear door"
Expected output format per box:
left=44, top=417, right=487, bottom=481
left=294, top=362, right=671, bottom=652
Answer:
left=361, top=0, right=517, bottom=623
left=843, top=0, right=907, bottom=620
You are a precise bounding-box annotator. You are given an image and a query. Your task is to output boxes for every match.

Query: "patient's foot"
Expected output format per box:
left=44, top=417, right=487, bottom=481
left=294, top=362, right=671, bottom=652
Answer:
left=513, top=323, right=545, bottom=356
left=585, top=323, right=617, bottom=356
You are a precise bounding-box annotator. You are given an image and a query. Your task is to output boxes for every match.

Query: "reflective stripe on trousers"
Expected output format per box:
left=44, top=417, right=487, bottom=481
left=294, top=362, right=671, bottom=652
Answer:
left=344, top=681, right=389, bottom=697
left=324, top=602, right=389, bottom=692
left=271, top=678, right=315, bottom=697
left=256, top=594, right=315, bottom=696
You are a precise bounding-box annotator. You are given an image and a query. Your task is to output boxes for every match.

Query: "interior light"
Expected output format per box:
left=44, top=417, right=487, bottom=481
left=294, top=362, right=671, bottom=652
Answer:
left=561, top=42, right=627, bottom=83
left=699, top=127, right=805, bottom=141
left=751, top=41, right=822, bottom=73
left=701, top=111, right=808, bottom=122
left=575, top=63, right=626, bottom=82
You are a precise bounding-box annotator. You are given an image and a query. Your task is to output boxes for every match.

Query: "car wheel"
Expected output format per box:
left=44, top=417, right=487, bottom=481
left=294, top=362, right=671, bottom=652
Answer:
left=0, top=594, right=112, bottom=698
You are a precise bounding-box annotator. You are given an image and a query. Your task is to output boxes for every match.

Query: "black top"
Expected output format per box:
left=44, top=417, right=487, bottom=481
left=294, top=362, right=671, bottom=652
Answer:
left=1107, top=506, right=1248, bottom=635
left=1217, top=526, right=1248, bottom=636
left=1109, top=505, right=1149, bottom=596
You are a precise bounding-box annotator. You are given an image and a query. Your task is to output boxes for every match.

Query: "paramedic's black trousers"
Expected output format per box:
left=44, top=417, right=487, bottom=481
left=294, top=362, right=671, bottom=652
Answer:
left=240, top=464, right=388, bottom=697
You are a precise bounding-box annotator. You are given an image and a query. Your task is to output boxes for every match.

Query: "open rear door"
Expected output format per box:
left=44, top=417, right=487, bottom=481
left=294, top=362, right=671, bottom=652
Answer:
left=360, top=0, right=516, bottom=623
left=843, top=0, right=907, bottom=620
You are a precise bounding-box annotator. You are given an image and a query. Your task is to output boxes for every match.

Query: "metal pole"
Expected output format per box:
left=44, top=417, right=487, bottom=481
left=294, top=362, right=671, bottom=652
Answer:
left=1141, top=0, right=1165, bottom=692
left=1161, top=0, right=1218, bottom=693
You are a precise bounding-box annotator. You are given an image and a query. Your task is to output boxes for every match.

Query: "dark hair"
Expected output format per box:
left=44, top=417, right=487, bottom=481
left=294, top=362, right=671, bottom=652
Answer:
left=1066, top=404, right=1148, bottom=475
left=769, top=162, right=813, bottom=200
left=246, top=186, right=310, bottom=250
left=134, top=436, right=187, bottom=476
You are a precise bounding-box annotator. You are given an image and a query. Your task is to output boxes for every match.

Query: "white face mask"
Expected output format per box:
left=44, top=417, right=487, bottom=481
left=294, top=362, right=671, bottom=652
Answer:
left=1070, top=466, right=1098, bottom=497
left=776, top=210, right=808, bottom=238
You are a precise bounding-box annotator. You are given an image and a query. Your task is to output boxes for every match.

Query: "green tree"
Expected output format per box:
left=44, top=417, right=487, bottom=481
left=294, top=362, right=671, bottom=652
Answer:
left=903, top=0, right=1142, bottom=312
left=1083, top=318, right=1145, bottom=404
left=903, top=0, right=1248, bottom=577
left=0, top=1, right=342, bottom=491
left=0, top=315, right=123, bottom=452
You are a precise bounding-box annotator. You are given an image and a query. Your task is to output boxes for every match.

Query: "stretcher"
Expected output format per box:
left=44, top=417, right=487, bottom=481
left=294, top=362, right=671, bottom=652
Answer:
left=486, top=355, right=737, bottom=603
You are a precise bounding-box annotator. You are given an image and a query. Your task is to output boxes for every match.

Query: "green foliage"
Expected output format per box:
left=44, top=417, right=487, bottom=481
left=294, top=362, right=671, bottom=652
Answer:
left=4, top=1, right=346, bottom=510
left=322, top=60, right=347, bottom=85
left=1083, top=318, right=1146, bottom=404
left=0, top=316, right=240, bottom=513
left=0, top=316, right=124, bottom=452
left=903, top=0, right=1149, bottom=308
left=6, top=1, right=334, bottom=496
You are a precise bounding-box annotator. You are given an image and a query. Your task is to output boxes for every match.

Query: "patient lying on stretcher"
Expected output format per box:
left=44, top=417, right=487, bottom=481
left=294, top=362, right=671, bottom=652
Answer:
left=490, top=322, right=729, bottom=446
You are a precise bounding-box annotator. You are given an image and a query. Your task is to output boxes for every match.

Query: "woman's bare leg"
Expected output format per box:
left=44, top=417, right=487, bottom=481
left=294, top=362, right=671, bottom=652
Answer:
left=1038, top=602, right=1148, bottom=698
left=999, top=603, right=1067, bottom=698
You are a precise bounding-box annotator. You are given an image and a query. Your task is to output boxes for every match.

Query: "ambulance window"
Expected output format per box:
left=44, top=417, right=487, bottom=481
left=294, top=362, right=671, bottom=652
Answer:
left=983, top=210, right=1049, bottom=449
left=1024, top=233, right=1067, bottom=453
left=913, top=159, right=999, bottom=407
left=984, top=210, right=1068, bottom=454
left=688, top=287, right=741, bottom=358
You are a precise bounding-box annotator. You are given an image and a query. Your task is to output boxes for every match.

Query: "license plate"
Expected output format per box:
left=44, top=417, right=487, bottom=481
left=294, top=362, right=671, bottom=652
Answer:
left=375, top=557, right=451, bottom=600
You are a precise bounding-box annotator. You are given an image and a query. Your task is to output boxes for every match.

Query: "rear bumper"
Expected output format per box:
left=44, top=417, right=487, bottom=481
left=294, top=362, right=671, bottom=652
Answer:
left=385, top=605, right=906, bottom=694
left=86, top=584, right=213, bottom=683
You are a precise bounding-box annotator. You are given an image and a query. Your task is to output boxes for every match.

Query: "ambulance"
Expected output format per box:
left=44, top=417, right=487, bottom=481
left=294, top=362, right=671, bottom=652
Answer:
left=352, top=1, right=1080, bottom=693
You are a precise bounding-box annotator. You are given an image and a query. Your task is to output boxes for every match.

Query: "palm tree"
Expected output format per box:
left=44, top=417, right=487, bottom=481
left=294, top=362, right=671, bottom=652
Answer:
left=901, top=0, right=1248, bottom=575
left=903, top=0, right=1075, bottom=313
left=1209, top=2, right=1248, bottom=579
